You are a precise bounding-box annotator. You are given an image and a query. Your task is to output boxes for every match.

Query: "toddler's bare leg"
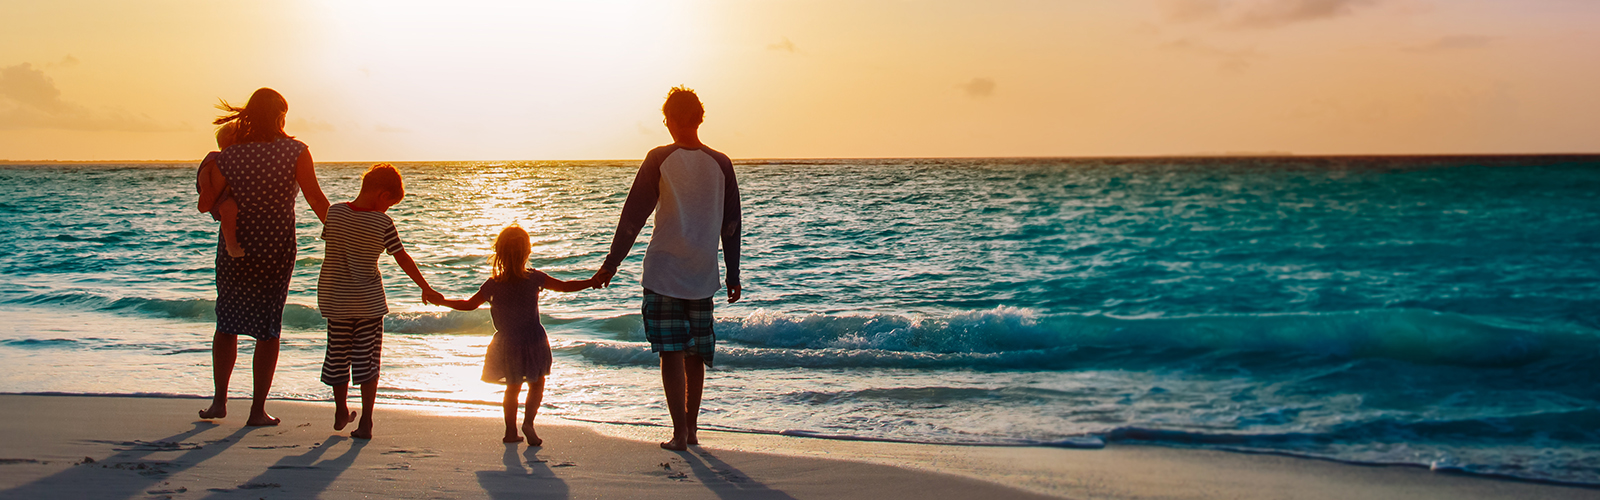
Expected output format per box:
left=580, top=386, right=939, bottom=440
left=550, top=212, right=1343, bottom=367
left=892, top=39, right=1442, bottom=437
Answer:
left=218, top=199, right=244, bottom=258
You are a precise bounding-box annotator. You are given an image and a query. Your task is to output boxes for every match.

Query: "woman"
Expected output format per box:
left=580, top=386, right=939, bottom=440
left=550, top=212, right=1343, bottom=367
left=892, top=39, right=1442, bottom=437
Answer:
left=198, top=88, right=330, bottom=426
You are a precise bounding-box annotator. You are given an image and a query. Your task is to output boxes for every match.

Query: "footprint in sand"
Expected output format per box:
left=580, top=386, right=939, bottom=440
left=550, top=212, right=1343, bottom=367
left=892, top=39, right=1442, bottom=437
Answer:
left=248, top=445, right=302, bottom=450
left=382, top=449, right=440, bottom=458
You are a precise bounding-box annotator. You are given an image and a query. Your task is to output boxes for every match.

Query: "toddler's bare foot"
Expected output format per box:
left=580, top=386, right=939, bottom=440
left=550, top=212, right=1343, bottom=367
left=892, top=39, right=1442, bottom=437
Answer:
left=351, top=427, right=373, bottom=440
left=334, top=409, right=356, bottom=431
left=245, top=412, right=280, bottom=427
left=226, top=243, right=245, bottom=258
left=522, top=423, right=542, bottom=446
left=198, top=402, right=226, bottom=419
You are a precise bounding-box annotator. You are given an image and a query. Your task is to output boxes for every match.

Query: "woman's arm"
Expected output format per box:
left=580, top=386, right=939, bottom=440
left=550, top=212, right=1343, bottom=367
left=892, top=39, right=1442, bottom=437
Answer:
left=434, top=290, right=489, bottom=311
left=295, top=149, right=331, bottom=223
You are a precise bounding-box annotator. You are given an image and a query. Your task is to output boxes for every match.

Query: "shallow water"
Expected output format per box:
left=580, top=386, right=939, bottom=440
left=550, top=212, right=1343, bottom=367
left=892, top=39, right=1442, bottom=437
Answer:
left=2, top=156, right=1598, bottom=484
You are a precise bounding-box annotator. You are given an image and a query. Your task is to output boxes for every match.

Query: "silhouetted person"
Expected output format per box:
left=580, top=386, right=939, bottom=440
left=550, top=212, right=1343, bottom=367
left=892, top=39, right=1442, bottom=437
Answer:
left=594, top=86, right=742, bottom=451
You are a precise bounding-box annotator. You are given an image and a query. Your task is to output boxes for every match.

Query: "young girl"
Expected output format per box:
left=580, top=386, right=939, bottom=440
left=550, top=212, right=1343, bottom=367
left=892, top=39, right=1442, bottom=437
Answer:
left=433, top=225, right=596, bottom=444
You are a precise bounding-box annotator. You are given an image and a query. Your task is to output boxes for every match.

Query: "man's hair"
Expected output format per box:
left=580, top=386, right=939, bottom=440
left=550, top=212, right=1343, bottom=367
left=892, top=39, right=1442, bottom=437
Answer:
left=360, top=163, right=404, bottom=199
left=663, top=86, right=704, bottom=126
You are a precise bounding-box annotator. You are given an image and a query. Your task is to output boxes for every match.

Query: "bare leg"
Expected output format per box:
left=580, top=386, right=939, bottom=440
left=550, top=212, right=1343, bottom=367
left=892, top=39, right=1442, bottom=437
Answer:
left=200, top=331, right=237, bottom=419
left=659, top=352, right=689, bottom=451
left=351, top=375, right=378, bottom=439
left=502, top=382, right=524, bottom=443
left=331, top=384, right=356, bottom=431
left=245, top=337, right=280, bottom=426
left=685, top=355, right=705, bottom=446
left=218, top=199, right=244, bottom=258
left=523, top=376, right=544, bottom=446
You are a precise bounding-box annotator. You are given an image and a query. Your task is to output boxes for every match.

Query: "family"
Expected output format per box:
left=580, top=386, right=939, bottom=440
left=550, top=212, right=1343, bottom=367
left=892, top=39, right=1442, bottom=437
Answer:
left=193, top=87, right=742, bottom=451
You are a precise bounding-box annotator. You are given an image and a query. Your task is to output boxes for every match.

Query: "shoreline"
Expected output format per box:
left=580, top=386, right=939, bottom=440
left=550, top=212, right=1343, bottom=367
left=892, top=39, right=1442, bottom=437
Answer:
left=0, top=395, right=1595, bottom=499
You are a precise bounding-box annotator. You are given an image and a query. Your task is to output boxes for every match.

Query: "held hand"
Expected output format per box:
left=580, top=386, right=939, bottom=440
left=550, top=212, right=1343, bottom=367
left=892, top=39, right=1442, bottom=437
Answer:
left=422, top=289, right=445, bottom=305
left=592, top=268, right=617, bottom=289
left=727, top=285, right=742, bottom=304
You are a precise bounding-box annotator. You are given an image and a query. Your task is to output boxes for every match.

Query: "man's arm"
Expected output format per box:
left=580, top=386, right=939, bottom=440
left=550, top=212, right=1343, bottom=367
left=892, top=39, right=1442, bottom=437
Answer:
left=595, top=149, right=666, bottom=287
left=717, top=152, right=742, bottom=304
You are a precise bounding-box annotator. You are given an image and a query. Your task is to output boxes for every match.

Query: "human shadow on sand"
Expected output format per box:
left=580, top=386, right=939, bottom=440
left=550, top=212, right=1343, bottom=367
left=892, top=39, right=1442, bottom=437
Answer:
left=200, top=435, right=367, bottom=498
left=0, top=421, right=254, bottom=499
left=675, top=448, right=799, bottom=500
left=476, top=444, right=570, bottom=499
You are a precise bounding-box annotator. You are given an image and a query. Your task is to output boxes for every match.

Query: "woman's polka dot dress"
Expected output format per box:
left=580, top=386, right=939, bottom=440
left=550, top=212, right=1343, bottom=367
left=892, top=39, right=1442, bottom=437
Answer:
left=215, top=138, right=307, bottom=340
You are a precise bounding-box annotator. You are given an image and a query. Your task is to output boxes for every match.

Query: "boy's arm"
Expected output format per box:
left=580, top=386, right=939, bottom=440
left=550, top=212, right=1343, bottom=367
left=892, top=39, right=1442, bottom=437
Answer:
left=391, top=249, right=438, bottom=301
left=434, top=289, right=488, bottom=311
left=295, top=149, right=331, bottom=223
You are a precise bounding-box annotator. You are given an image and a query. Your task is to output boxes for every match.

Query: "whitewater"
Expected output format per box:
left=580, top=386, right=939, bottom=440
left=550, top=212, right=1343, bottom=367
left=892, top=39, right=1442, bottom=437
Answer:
left=1, top=156, right=1597, bottom=484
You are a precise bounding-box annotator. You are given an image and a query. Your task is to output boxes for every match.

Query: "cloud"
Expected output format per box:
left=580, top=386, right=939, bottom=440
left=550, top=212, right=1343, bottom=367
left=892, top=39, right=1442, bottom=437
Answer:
left=0, top=63, right=171, bottom=132
left=1407, top=35, right=1495, bottom=53
left=767, top=37, right=797, bottom=53
left=958, top=77, right=996, bottom=98
left=1162, top=37, right=1262, bottom=72
left=1159, top=0, right=1379, bottom=29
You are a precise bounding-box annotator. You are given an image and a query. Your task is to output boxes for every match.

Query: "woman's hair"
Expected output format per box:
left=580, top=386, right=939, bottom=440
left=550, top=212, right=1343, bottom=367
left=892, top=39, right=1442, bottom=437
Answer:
left=663, top=86, right=704, bottom=126
left=214, top=88, right=293, bottom=144
left=490, top=225, right=531, bottom=282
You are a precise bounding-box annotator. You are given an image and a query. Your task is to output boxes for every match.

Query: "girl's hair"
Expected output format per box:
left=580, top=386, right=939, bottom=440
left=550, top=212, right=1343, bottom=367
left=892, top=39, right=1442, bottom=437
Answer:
left=213, top=87, right=293, bottom=144
left=489, top=225, right=531, bottom=282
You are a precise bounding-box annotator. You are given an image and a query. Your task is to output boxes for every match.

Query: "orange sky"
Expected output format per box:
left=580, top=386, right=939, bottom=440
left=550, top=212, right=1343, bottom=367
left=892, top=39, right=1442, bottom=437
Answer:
left=2, top=0, right=1597, bottom=161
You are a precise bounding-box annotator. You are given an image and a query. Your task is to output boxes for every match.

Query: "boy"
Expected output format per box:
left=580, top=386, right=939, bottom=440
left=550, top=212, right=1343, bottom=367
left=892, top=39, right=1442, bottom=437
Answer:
left=196, top=121, right=244, bottom=257
left=594, top=86, right=743, bottom=451
left=316, top=163, right=443, bottom=439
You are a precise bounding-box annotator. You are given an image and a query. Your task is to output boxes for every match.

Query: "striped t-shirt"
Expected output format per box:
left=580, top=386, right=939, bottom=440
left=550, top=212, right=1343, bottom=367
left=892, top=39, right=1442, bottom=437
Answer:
left=317, top=202, right=405, bottom=319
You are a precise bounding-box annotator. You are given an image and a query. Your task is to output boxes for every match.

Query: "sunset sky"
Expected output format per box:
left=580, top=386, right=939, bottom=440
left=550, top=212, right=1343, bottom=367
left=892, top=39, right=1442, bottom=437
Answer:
left=2, top=0, right=1597, bottom=161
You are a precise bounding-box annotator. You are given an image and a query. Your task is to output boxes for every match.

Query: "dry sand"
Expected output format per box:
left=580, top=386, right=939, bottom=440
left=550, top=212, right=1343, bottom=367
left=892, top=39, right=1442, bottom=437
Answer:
left=0, top=395, right=1594, bottom=499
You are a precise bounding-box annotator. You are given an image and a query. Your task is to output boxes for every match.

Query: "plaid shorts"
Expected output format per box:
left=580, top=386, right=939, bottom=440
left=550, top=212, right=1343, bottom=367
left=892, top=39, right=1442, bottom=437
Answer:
left=642, top=289, right=716, bottom=367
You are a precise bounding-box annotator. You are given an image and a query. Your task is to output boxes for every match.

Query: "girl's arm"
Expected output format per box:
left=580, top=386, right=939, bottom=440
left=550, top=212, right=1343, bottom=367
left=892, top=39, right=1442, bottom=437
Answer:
left=391, top=249, right=439, bottom=302
left=434, top=289, right=489, bottom=311
left=543, top=275, right=597, bottom=293
left=295, top=149, right=331, bottom=223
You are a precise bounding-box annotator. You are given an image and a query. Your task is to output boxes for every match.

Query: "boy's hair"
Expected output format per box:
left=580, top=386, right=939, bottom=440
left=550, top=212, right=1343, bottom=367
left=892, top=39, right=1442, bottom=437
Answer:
left=360, top=163, right=405, bottom=199
left=490, top=225, right=531, bottom=282
left=663, top=86, right=704, bottom=127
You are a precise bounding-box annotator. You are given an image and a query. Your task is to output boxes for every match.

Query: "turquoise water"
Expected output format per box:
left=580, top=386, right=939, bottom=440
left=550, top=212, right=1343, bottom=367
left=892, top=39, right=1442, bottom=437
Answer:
left=2, top=157, right=1598, bottom=484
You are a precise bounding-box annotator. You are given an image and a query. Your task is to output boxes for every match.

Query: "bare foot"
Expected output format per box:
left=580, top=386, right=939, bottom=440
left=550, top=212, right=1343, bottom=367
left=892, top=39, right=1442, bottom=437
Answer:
left=226, top=243, right=245, bottom=258
left=333, top=410, right=356, bottom=431
left=245, top=412, right=280, bottom=427
left=687, top=434, right=699, bottom=446
left=522, top=423, right=542, bottom=447
left=198, top=402, right=226, bottom=419
left=659, top=439, right=687, bottom=451
left=351, top=428, right=373, bottom=440
left=503, top=434, right=524, bottom=444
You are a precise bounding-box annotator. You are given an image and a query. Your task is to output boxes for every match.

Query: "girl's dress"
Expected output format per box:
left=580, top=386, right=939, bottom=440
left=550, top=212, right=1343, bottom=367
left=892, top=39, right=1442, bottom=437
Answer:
left=479, top=270, right=552, bottom=385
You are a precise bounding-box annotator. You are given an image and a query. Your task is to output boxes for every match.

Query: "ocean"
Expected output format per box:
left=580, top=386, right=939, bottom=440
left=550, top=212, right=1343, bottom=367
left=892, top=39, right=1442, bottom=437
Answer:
left=1, top=156, right=1597, bottom=485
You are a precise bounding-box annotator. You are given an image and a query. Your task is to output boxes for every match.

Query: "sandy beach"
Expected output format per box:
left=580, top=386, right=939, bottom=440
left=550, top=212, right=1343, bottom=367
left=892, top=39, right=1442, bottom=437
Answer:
left=0, top=395, right=1592, bottom=500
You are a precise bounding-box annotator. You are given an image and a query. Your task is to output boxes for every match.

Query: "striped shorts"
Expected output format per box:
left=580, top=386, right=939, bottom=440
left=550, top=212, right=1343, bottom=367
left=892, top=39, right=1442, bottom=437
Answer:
left=642, top=289, right=716, bottom=367
left=321, top=317, right=384, bottom=386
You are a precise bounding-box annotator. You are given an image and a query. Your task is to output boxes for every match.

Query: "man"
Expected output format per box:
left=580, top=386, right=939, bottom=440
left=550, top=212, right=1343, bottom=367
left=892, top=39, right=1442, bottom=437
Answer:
left=594, top=86, right=742, bottom=451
